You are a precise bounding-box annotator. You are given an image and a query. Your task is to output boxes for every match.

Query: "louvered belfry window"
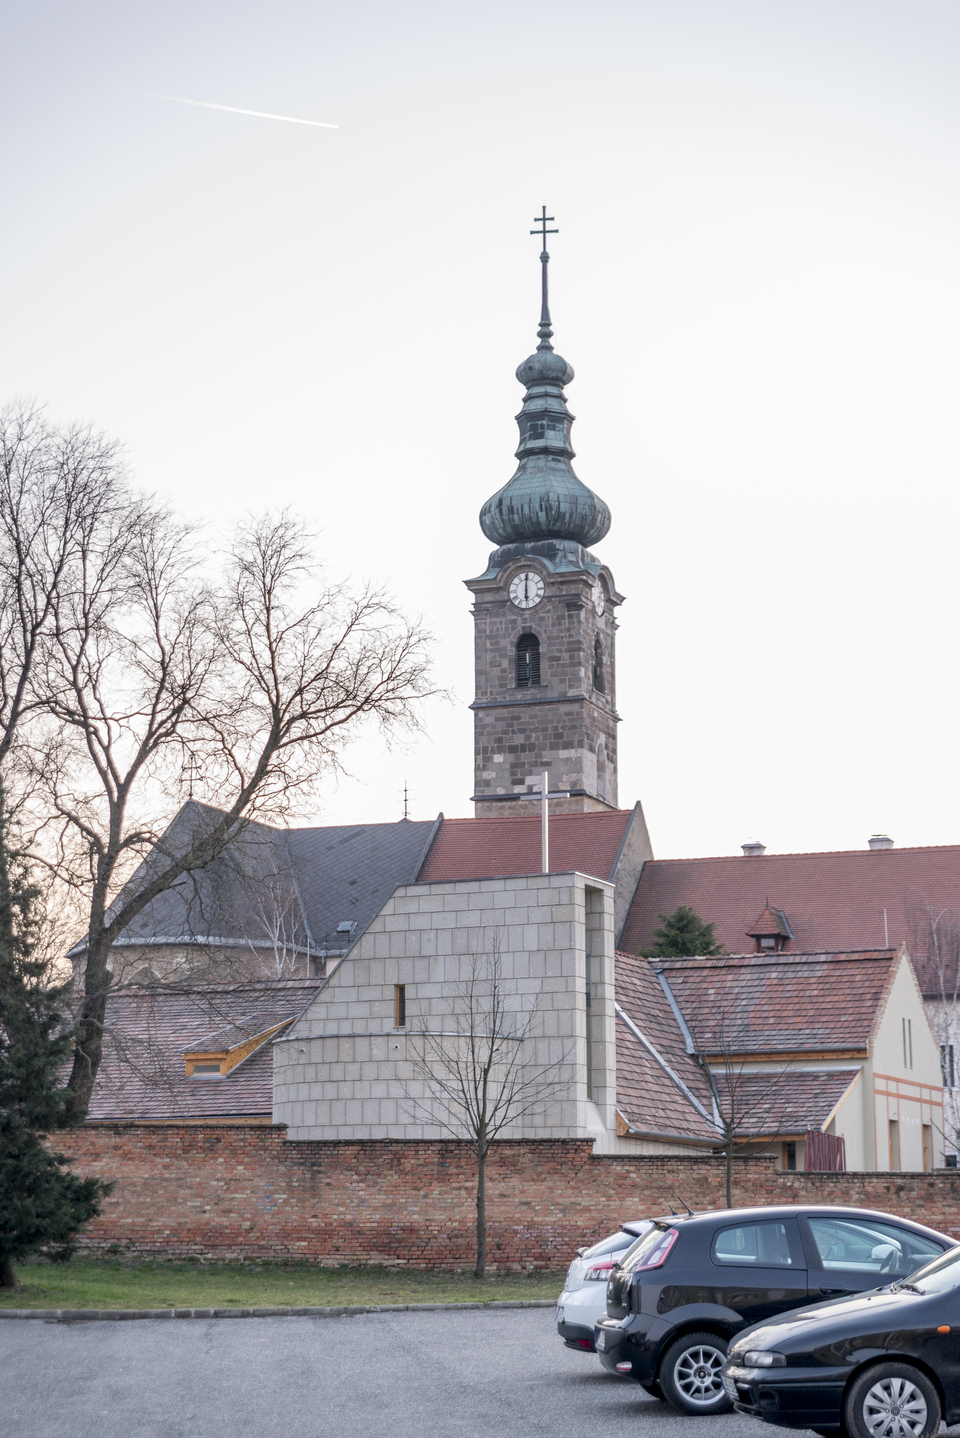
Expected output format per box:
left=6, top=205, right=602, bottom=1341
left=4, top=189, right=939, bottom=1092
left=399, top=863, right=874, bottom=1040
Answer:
left=593, top=636, right=605, bottom=693
left=516, top=633, right=541, bottom=687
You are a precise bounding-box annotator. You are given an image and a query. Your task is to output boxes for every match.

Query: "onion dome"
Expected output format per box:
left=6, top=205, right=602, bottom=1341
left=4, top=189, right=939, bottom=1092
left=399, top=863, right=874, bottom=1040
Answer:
left=480, top=224, right=611, bottom=549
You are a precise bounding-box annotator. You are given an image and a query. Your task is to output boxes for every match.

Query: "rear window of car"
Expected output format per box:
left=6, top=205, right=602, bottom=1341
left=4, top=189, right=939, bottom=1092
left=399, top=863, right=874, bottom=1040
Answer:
left=711, top=1221, right=795, bottom=1267
left=619, top=1224, right=679, bottom=1274
left=807, top=1218, right=944, bottom=1277
left=581, top=1227, right=648, bottom=1261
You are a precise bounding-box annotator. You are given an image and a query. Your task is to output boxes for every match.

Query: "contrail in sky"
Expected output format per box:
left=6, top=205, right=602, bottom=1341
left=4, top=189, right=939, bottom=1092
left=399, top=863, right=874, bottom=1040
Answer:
left=147, top=93, right=339, bottom=128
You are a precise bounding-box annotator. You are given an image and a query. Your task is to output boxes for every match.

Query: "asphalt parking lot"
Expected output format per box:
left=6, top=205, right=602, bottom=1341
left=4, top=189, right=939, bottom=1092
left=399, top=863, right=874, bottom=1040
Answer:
left=1, top=1307, right=820, bottom=1438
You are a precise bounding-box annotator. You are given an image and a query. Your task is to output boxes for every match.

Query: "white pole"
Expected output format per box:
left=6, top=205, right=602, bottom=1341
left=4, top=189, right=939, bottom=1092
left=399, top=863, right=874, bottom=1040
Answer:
left=542, top=769, right=549, bottom=873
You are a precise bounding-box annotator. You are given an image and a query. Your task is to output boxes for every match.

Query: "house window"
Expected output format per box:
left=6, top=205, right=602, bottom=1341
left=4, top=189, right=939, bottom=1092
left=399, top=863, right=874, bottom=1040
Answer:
left=902, top=1017, right=913, bottom=1069
left=593, top=637, right=605, bottom=693
left=783, top=1141, right=797, bottom=1171
left=191, top=1063, right=223, bottom=1077
left=941, top=1042, right=958, bottom=1089
left=923, top=1124, right=933, bottom=1173
left=889, top=1119, right=901, bottom=1170
left=516, top=633, right=540, bottom=687
left=395, top=984, right=406, bottom=1028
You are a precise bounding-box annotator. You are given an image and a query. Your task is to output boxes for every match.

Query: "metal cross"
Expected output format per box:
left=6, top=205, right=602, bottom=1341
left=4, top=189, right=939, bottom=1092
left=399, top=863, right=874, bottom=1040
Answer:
left=530, top=206, right=558, bottom=252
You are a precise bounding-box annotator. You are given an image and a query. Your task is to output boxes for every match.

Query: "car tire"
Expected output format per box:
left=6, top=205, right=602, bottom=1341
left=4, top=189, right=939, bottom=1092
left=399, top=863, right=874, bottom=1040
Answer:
left=843, top=1363, right=940, bottom=1438
left=658, top=1331, right=732, bottom=1415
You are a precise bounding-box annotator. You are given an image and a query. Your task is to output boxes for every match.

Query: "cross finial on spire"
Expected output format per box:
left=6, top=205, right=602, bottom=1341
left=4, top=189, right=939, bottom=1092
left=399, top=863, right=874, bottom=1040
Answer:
left=530, top=206, right=558, bottom=348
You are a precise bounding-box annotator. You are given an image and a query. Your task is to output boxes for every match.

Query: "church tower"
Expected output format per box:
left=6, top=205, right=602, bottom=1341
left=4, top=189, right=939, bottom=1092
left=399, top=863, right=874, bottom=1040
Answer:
left=467, top=214, right=623, bottom=817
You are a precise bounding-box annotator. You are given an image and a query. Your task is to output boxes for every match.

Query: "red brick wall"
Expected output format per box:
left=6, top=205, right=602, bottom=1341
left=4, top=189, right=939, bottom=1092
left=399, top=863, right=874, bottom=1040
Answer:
left=55, top=1125, right=960, bottom=1268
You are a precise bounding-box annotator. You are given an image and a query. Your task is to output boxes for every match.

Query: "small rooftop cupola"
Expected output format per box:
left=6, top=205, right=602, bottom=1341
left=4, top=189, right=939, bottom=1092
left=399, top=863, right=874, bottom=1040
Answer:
left=741, top=839, right=766, bottom=857
left=868, top=834, right=894, bottom=851
left=479, top=208, right=611, bottom=564
left=747, top=904, right=794, bottom=953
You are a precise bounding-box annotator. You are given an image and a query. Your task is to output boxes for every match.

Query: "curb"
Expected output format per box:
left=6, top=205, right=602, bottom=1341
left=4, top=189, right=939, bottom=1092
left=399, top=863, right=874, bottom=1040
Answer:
left=0, top=1298, right=557, bottom=1323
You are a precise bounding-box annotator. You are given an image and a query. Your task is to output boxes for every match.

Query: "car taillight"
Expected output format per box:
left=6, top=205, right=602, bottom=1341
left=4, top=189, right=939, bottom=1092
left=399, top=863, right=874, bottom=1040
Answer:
left=632, top=1227, right=679, bottom=1271
left=584, top=1261, right=618, bottom=1281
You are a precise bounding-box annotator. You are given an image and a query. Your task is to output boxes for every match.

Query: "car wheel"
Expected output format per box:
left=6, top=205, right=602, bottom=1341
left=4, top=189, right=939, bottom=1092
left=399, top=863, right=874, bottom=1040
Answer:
left=658, top=1331, right=732, bottom=1415
left=844, top=1363, right=940, bottom=1438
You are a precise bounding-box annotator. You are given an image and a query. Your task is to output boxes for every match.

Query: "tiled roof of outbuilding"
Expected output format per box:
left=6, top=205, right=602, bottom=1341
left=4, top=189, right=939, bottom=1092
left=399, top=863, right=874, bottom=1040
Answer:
left=621, top=844, right=960, bottom=978
left=614, top=950, right=717, bottom=1143
left=417, top=809, right=634, bottom=883
left=725, top=1069, right=862, bottom=1137
left=86, top=979, right=320, bottom=1120
left=654, top=950, right=897, bottom=1055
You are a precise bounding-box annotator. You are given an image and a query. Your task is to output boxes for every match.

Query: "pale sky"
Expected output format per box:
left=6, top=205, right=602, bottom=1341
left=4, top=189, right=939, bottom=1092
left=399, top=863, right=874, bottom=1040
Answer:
left=4, top=1, right=960, bottom=859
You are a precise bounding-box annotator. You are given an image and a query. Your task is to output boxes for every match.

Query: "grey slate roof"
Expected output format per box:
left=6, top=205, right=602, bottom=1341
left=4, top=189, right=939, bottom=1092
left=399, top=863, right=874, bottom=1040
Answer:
left=104, top=801, right=439, bottom=957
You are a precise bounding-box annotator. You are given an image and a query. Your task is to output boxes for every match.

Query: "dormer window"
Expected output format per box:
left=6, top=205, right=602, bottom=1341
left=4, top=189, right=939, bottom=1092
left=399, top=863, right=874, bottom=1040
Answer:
left=593, top=637, right=605, bottom=693
left=184, top=1014, right=295, bottom=1078
left=516, top=633, right=541, bottom=687
left=746, top=905, right=794, bottom=953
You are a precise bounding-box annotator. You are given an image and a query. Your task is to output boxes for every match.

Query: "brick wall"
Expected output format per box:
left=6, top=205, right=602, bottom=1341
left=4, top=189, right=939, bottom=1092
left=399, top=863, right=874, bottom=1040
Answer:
left=55, top=1125, right=960, bottom=1267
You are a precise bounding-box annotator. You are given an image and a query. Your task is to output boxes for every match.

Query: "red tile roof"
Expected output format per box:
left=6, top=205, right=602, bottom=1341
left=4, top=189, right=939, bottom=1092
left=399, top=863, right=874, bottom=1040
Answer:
left=614, top=950, right=717, bottom=1143
left=417, top=810, right=634, bottom=884
left=621, top=844, right=960, bottom=977
left=86, top=979, right=320, bottom=1120
left=654, top=950, right=897, bottom=1055
left=725, top=1069, right=862, bottom=1137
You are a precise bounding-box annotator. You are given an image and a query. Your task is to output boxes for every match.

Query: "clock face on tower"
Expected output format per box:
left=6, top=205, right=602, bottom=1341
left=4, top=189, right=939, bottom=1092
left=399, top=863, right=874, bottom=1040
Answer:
left=508, top=570, right=545, bottom=609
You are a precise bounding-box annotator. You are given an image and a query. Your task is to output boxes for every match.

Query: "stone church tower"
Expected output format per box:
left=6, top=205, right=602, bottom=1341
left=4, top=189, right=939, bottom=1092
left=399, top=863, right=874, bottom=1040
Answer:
left=467, top=224, right=623, bottom=816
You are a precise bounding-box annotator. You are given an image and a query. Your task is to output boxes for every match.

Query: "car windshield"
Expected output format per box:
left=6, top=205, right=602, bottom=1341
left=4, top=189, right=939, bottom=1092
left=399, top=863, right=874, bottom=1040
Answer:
left=899, top=1244, right=960, bottom=1294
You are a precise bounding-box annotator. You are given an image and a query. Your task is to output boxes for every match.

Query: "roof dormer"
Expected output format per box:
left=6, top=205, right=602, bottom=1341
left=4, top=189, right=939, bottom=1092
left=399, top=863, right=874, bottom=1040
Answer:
left=747, top=904, right=794, bottom=953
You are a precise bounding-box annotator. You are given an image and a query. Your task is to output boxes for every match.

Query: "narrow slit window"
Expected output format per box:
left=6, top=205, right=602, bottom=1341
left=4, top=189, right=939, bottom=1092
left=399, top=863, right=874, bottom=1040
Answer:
left=516, top=633, right=541, bottom=688
left=593, top=636, right=605, bottom=693
left=395, top=984, right=406, bottom=1028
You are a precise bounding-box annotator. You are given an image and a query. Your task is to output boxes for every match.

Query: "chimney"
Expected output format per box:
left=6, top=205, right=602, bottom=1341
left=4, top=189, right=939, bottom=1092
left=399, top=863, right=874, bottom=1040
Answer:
left=868, top=834, right=893, bottom=851
left=741, top=840, right=766, bottom=857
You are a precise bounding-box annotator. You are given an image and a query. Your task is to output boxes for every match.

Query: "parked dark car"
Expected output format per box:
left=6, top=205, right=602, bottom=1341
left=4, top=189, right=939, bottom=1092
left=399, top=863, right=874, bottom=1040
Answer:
left=724, top=1242, right=960, bottom=1438
left=594, top=1205, right=952, bottom=1415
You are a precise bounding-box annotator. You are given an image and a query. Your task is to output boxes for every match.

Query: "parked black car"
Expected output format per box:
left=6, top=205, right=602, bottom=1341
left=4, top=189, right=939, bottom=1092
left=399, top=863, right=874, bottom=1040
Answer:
left=724, top=1242, right=960, bottom=1437
left=594, top=1205, right=952, bottom=1415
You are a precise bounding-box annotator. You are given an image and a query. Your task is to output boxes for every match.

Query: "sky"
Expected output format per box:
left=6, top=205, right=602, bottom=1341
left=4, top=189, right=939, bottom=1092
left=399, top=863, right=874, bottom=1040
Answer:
left=4, top=1, right=960, bottom=859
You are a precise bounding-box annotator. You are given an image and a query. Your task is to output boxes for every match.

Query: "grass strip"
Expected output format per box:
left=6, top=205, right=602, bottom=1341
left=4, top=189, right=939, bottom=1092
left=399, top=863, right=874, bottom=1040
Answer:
left=0, top=1259, right=566, bottom=1311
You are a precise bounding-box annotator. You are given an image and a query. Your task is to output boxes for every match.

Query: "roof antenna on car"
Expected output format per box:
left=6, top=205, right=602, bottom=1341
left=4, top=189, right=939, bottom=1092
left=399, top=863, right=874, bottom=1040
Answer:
left=674, top=1195, right=694, bottom=1215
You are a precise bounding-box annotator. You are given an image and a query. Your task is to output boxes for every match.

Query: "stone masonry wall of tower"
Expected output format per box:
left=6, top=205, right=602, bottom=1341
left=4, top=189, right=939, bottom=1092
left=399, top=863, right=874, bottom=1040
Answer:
left=466, top=218, right=623, bottom=816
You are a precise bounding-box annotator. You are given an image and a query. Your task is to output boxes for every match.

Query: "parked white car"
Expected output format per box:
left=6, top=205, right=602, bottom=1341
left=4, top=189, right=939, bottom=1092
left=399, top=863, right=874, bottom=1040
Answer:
left=557, top=1221, right=652, bottom=1351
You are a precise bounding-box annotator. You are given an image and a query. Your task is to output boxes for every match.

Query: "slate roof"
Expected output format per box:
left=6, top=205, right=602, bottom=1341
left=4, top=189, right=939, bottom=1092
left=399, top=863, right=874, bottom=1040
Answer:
left=621, top=844, right=960, bottom=986
left=417, top=809, right=634, bottom=884
left=722, top=1069, right=862, bottom=1137
left=654, top=950, right=897, bottom=1056
left=86, top=979, right=320, bottom=1120
left=104, top=802, right=439, bottom=956
left=614, top=950, right=717, bottom=1143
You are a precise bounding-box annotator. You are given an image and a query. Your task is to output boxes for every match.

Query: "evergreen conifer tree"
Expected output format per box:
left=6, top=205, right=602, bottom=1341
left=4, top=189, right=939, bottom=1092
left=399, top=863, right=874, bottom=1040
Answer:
left=642, top=905, right=724, bottom=958
left=0, top=810, right=107, bottom=1288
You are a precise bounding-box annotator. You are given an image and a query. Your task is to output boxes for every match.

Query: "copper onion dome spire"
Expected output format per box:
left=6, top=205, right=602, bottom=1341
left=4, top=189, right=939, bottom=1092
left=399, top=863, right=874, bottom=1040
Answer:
left=479, top=209, right=611, bottom=551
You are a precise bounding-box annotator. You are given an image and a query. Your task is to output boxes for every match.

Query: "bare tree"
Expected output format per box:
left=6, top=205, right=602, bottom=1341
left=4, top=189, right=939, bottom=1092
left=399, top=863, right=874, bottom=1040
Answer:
left=905, top=889, right=960, bottom=1154
left=677, top=1003, right=805, bottom=1207
left=403, top=936, right=568, bottom=1277
left=34, top=512, right=432, bottom=1116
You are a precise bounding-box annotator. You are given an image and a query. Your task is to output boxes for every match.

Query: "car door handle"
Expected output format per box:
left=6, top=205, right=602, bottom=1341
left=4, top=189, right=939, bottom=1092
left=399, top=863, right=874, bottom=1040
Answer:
left=819, top=1287, right=850, bottom=1296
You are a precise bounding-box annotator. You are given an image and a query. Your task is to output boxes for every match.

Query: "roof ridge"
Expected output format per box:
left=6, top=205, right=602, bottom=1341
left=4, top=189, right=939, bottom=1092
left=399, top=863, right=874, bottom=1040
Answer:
left=645, top=842, right=960, bottom=863
left=650, top=949, right=896, bottom=968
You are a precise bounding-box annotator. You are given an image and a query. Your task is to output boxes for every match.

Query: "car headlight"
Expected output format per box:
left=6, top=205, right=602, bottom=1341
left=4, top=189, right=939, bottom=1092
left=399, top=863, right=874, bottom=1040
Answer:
left=743, top=1351, right=786, bottom=1368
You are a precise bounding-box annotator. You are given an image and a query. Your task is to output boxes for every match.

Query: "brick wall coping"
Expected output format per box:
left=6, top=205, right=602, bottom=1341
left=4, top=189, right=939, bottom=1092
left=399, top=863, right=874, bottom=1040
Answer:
left=0, top=1300, right=556, bottom=1323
